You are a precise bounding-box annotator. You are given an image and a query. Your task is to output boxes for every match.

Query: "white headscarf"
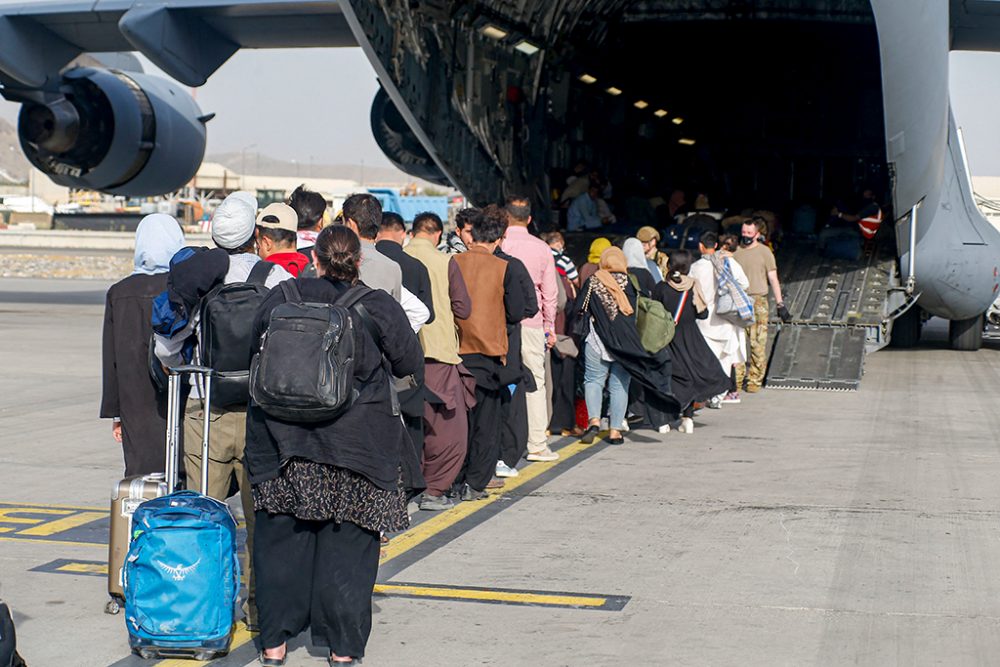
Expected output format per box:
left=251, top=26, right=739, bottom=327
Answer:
left=622, top=237, right=647, bottom=271
left=133, top=214, right=185, bottom=275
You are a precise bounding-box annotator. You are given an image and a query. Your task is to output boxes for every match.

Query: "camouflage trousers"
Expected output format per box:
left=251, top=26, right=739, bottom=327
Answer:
left=735, top=296, right=769, bottom=390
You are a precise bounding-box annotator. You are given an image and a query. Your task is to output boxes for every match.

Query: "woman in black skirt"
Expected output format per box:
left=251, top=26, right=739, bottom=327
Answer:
left=652, top=250, right=731, bottom=434
left=245, top=225, right=423, bottom=666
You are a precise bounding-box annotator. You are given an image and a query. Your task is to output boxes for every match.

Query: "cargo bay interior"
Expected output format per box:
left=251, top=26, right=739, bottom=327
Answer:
left=549, top=3, right=902, bottom=389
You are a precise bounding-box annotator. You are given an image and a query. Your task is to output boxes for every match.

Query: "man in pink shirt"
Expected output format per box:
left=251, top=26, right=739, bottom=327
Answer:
left=501, top=195, right=560, bottom=462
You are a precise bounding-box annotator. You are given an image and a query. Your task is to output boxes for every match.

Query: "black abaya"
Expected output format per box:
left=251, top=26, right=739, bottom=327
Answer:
left=575, top=277, right=681, bottom=416
left=653, top=282, right=732, bottom=408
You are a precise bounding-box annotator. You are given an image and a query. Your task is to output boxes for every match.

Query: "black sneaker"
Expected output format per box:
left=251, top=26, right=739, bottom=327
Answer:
left=418, top=493, right=454, bottom=511
left=580, top=425, right=600, bottom=444
left=460, top=484, right=489, bottom=501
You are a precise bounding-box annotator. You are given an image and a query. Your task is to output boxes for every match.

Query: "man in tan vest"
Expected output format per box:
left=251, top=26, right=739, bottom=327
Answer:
left=405, top=213, right=474, bottom=510
left=452, top=207, right=529, bottom=500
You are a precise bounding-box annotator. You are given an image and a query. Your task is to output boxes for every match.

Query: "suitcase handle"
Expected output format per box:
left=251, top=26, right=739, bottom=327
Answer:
left=165, top=367, right=213, bottom=495
left=168, top=364, right=213, bottom=376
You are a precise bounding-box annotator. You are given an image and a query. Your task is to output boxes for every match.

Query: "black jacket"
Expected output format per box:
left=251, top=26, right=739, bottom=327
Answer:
left=577, top=275, right=680, bottom=415
left=376, top=240, right=434, bottom=323
left=245, top=277, right=423, bottom=491
left=101, top=273, right=172, bottom=476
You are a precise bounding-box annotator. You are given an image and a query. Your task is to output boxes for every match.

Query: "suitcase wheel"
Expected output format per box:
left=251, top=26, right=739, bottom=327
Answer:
left=104, top=598, right=122, bottom=615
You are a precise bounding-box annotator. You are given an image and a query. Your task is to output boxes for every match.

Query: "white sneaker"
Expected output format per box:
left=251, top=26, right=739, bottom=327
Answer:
left=679, top=417, right=694, bottom=434
left=526, top=448, right=559, bottom=462
left=657, top=424, right=670, bottom=434
left=495, top=461, right=519, bottom=478
left=708, top=395, right=723, bottom=409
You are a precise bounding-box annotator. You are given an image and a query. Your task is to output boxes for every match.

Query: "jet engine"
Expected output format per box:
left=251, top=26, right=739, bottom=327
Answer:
left=16, top=67, right=209, bottom=196
left=370, top=87, right=449, bottom=186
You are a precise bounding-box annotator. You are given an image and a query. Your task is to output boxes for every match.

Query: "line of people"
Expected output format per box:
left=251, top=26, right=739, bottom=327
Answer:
left=99, top=188, right=787, bottom=664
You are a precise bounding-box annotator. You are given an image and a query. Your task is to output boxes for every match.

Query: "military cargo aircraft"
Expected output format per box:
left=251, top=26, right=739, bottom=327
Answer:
left=0, top=1, right=998, bottom=382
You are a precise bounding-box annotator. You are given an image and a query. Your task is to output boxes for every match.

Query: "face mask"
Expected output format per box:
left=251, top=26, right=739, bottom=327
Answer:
left=741, top=235, right=754, bottom=246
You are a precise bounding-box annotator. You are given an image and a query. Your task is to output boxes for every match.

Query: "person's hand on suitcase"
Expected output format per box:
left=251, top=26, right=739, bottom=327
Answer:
left=776, top=303, right=792, bottom=323
left=112, top=421, right=123, bottom=443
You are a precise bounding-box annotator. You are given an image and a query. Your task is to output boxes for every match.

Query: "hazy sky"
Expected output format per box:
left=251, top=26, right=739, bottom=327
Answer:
left=1, top=47, right=1000, bottom=174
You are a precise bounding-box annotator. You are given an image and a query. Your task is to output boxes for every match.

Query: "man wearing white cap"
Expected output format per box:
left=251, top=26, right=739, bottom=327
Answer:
left=155, top=191, right=290, bottom=632
left=255, top=202, right=310, bottom=276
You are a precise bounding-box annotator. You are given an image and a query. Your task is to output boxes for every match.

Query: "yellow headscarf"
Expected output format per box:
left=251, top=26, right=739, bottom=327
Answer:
left=587, top=237, right=612, bottom=265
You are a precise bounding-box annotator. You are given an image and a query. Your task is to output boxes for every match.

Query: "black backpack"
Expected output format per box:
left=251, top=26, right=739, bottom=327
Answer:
left=250, top=280, right=388, bottom=422
left=199, top=260, right=274, bottom=408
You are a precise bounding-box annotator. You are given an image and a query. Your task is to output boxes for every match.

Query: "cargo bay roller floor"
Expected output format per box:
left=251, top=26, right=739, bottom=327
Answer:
left=765, top=243, right=898, bottom=391
left=4, top=279, right=1000, bottom=665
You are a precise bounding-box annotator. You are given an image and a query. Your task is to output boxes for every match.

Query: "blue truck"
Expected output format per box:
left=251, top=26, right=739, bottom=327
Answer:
left=368, top=187, right=449, bottom=224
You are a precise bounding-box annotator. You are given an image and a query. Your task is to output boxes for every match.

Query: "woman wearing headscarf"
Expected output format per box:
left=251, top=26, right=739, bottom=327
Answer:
left=652, top=250, right=731, bottom=434
left=622, top=237, right=657, bottom=296
left=100, top=214, right=185, bottom=475
left=578, top=237, right=611, bottom=286
left=576, top=247, right=680, bottom=445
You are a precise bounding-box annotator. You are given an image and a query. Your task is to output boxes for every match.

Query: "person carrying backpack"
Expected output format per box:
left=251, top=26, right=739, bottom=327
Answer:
left=652, top=250, right=732, bottom=434
left=690, top=231, right=751, bottom=404
left=576, top=247, right=680, bottom=445
left=245, top=225, right=423, bottom=665
left=153, top=191, right=291, bottom=632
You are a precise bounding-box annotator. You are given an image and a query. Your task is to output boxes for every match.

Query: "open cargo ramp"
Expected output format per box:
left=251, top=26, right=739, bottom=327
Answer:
left=764, top=244, right=898, bottom=391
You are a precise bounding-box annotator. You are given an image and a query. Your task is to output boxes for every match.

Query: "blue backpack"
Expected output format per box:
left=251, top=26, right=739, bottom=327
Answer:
left=710, top=254, right=755, bottom=327
left=123, top=490, right=240, bottom=660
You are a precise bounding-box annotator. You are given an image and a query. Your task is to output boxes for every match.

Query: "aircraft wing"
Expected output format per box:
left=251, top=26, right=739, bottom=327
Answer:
left=951, top=0, right=1000, bottom=51
left=0, top=0, right=357, bottom=88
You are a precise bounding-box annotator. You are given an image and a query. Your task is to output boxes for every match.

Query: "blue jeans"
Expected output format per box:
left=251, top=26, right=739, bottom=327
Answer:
left=584, top=342, right=631, bottom=430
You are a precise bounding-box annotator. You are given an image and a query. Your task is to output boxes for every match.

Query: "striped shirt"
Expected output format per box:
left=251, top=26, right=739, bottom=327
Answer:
left=551, top=249, right=579, bottom=281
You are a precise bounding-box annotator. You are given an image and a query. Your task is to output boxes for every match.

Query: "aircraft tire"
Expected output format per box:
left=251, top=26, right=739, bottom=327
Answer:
left=949, top=313, right=984, bottom=351
left=889, top=306, right=921, bottom=348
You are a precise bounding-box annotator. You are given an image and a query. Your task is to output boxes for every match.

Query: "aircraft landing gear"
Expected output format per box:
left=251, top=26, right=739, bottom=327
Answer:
left=949, top=313, right=984, bottom=351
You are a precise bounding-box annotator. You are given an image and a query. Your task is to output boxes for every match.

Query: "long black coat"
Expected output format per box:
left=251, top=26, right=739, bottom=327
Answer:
left=654, top=282, right=731, bottom=408
left=576, top=276, right=681, bottom=416
left=101, top=273, right=171, bottom=476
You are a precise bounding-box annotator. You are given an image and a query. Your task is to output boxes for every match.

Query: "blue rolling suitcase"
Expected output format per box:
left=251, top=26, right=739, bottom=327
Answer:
left=123, top=366, right=240, bottom=661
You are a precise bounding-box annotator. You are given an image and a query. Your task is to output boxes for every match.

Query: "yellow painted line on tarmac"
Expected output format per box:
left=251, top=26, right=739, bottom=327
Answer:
left=152, top=433, right=607, bottom=665
left=0, top=535, right=104, bottom=548
left=0, top=501, right=104, bottom=512
left=0, top=507, right=68, bottom=525
left=381, top=434, right=605, bottom=563
left=57, top=561, right=108, bottom=575
left=18, top=510, right=105, bottom=536
left=373, top=583, right=606, bottom=608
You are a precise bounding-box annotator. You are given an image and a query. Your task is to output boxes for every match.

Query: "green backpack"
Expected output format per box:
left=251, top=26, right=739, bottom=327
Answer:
left=628, top=275, right=675, bottom=353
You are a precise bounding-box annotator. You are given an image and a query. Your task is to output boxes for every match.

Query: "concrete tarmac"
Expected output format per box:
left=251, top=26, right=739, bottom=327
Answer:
left=2, top=278, right=1000, bottom=666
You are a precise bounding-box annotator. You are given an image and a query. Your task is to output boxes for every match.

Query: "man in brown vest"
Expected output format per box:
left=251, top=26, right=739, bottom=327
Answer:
left=452, top=207, right=528, bottom=500
left=405, top=212, right=475, bottom=510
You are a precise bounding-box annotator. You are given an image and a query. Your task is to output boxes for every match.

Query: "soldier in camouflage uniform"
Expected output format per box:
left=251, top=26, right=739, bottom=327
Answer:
left=733, top=216, right=791, bottom=392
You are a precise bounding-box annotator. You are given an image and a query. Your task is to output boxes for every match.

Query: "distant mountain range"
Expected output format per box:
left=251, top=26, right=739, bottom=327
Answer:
left=205, top=152, right=419, bottom=186
left=0, top=117, right=436, bottom=189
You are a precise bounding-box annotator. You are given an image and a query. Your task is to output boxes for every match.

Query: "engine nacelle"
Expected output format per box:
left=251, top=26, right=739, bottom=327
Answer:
left=17, top=67, right=208, bottom=196
left=370, top=87, right=449, bottom=187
